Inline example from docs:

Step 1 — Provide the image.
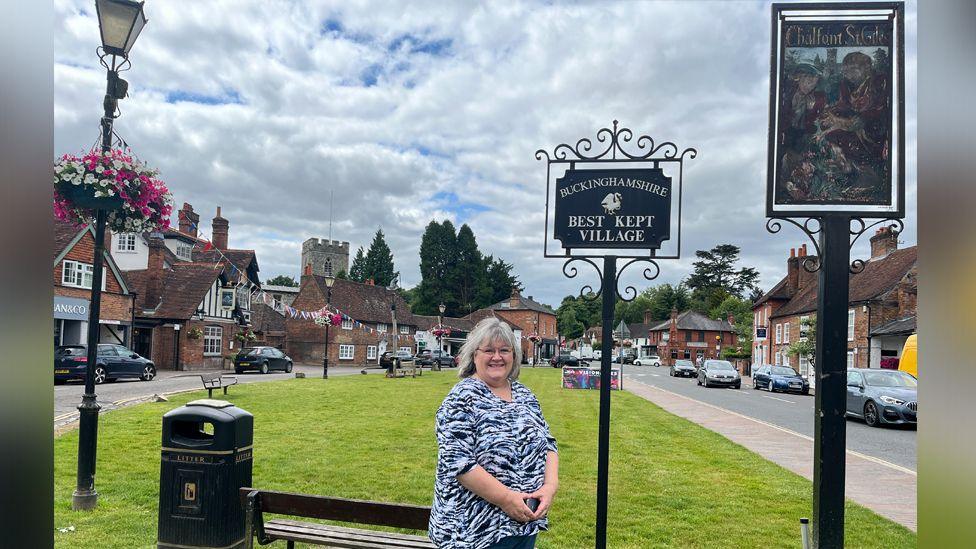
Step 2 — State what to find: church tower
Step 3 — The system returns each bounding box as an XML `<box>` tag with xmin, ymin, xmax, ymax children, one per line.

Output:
<box><xmin>301</xmin><ymin>238</ymin><xmax>350</xmax><ymax>277</ymax></box>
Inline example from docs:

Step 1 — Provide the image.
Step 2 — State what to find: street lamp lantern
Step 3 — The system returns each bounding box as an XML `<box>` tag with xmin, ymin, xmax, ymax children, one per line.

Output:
<box><xmin>437</xmin><ymin>302</ymin><xmax>446</xmax><ymax>355</ymax></box>
<box><xmin>322</xmin><ymin>275</ymin><xmax>335</xmax><ymax>379</ymax></box>
<box><xmin>96</xmin><ymin>0</ymin><xmax>147</xmax><ymax>57</ymax></box>
<box><xmin>438</xmin><ymin>303</ymin><xmax>445</xmax><ymax>315</ymax></box>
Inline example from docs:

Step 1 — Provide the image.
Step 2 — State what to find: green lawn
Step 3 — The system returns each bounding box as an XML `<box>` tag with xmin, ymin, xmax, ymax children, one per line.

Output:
<box><xmin>53</xmin><ymin>369</ymin><xmax>916</xmax><ymax>548</ymax></box>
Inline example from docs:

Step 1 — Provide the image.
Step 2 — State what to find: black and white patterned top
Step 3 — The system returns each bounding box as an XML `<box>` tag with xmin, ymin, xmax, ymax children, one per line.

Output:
<box><xmin>429</xmin><ymin>376</ymin><xmax>558</xmax><ymax>549</ymax></box>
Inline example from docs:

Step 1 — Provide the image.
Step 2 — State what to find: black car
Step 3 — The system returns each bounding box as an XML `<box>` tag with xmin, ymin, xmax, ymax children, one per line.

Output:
<box><xmin>670</xmin><ymin>359</ymin><xmax>696</xmax><ymax>378</ymax></box>
<box><xmin>611</xmin><ymin>353</ymin><xmax>636</xmax><ymax>364</ymax></box>
<box><xmin>55</xmin><ymin>344</ymin><xmax>156</xmax><ymax>384</ymax></box>
<box><xmin>234</xmin><ymin>346</ymin><xmax>293</xmax><ymax>374</ymax></box>
<box><xmin>550</xmin><ymin>353</ymin><xmax>579</xmax><ymax>368</ymax></box>
<box><xmin>416</xmin><ymin>349</ymin><xmax>454</xmax><ymax>368</ymax></box>
<box><xmin>753</xmin><ymin>365</ymin><xmax>810</xmax><ymax>394</ymax></box>
<box><xmin>380</xmin><ymin>351</ymin><xmax>415</xmax><ymax>370</ymax></box>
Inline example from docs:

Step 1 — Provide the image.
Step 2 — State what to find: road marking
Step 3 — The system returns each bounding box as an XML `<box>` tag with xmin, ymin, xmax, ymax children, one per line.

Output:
<box><xmin>53</xmin><ymin>412</ymin><xmax>76</xmax><ymax>421</ymax></box>
<box><xmin>650</xmin><ymin>373</ymin><xmax>660</xmax><ymax>377</ymax></box>
<box><xmin>629</xmin><ymin>379</ymin><xmax>916</xmax><ymax>476</ymax></box>
<box><xmin>763</xmin><ymin>395</ymin><xmax>796</xmax><ymax>404</ymax></box>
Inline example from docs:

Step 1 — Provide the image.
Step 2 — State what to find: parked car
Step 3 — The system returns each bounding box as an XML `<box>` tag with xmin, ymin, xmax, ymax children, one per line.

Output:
<box><xmin>697</xmin><ymin>359</ymin><xmax>741</xmax><ymax>389</ymax></box>
<box><xmin>550</xmin><ymin>352</ymin><xmax>580</xmax><ymax>368</ymax></box>
<box><xmin>380</xmin><ymin>351</ymin><xmax>415</xmax><ymax>370</ymax></box>
<box><xmin>55</xmin><ymin>344</ymin><xmax>156</xmax><ymax>384</ymax></box>
<box><xmin>845</xmin><ymin>368</ymin><xmax>917</xmax><ymax>427</ymax></box>
<box><xmin>669</xmin><ymin>359</ymin><xmax>696</xmax><ymax>377</ymax></box>
<box><xmin>234</xmin><ymin>346</ymin><xmax>293</xmax><ymax>374</ymax></box>
<box><xmin>611</xmin><ymin>353</ymin><xmax>636</xmax><ymax>364</ymax></box>
<box><xmin>752</xmin><ymin>365</ymin><xmax>809</xmax><ymax>394</ymax></box>
<box><xmin>416</xmin><ymin>349</ymin><xmax>454</xmax><ymax>368</ymax></box>
<box><xmin>634</xmin><ymin>355</ymin><xmax>661</xmax><ymax>367</ymax></box>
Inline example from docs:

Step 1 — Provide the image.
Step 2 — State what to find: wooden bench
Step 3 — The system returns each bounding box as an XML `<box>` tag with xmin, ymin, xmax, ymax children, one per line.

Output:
<box><xmin>239</xmin><ymin>488</ymin><xmax>435</xmax><ymax>548</ymax></box>
<box><xmin>201</xmin><ymin>372</ymin><xmax>238</xmax><ymax>398</ymax></box>
<box><xmin>386</xmin><ymin>362</ymin><xmax>419</xmax><ymax>378</ymax></box>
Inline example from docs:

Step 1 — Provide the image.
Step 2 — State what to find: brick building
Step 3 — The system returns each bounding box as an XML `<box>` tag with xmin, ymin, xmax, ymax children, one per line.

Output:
<box><xmin>487</xmin><ymin>289</ymin><xmax>558</xmax><ymax>363</ymax></box>
<box><xmin>120</xmin><ymin>207</ymin><xmax>261</xmax><ymax>370</ymax></box>
<box><xmin>752</xmin><ymin>227</ymin><xmax>917</xmax><ymax>382</ymax></box>
<box><xmin>54</xmin><ymin>220</ymin><xmax>135</xmax><ymax>347</ymax></box>
<box><xmin>648</xmin><ymin>309</ymin><xmax>737</xmax><ymax>366</ymax></box>
<box><xmin>285</xmin><ymin>269</ymin><xmax>420</xmax><ymax>367</ymax></box>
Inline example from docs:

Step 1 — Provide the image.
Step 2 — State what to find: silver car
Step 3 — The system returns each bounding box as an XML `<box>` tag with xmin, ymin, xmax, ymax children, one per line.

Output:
<box><xmin>697</xmin><ymin>359</ymin><xmax>741</xmax><ymax>389</ymax></box>
<box><xmin>846</xmin><ymin>368</ymin><xmax>917</xmax><ymax>427</ymax></box>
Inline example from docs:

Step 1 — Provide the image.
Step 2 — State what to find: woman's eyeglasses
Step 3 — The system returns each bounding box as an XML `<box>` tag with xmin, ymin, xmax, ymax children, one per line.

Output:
<box><xmin>477</xmin><ymin>348</ymin><xmax>513</xmax><ymax>357</ymax></box>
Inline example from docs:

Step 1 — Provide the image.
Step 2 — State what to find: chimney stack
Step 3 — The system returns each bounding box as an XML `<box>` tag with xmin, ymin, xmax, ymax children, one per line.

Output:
<box><xmin>510</xmin><ymin>287</ymin><xmax>521</xmax><ymax>308</ymax></box>
<box><xmin>211</xmin><ymin>207</ymin><xmax>229</xmax><ymax>251</ymax></box>
<box><xmin>786</xmin><ymin>247</ymin><xmax>799</xmax><ymax>294</ymax></box>
<box><xmin>869</xmin><ymin>226</ymin><xmax>898</xmax><ymax>260</ymax></box>
<box><xmin>644</xmin><ymin>309</ymin><xmax>652</xmax><ymax>324</ymax></box>
<box><xmin>145</xmin><ymin>233</ymin><xmax>166</xmax><ymax>309</ymax></box>
<box><xmin>796</xmin><ymin>243</ymin><xmax>817</xmax><ymax>291</ymax></box>
<box><xmin>178</xmin><ymin>202</ymin><xmax>199</xmax><ymax>238</ymax></box>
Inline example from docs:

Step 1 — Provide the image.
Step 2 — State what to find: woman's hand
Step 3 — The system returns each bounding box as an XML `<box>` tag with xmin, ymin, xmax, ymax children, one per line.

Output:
<box><xmin>527</xmin><ymin>483</ymin><xmax>557</xmax><ymax>520</ymax></box>
<box><xmin>498</xmin><ymin>490</ymin><xmax>537</xmax><ymax>523</ymax></box>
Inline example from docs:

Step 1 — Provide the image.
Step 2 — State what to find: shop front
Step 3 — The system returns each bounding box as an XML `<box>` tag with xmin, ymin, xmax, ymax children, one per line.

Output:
<box><xmin>54</xmin><ymin>295</ymin><xmax>132</xmax><ymax>347</ymax></box>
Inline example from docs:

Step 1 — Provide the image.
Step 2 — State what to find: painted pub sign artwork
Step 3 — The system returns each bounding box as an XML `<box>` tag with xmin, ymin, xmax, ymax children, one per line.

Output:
<box><xmin>554</xmin><ymin>168</ymin><xmax>671</xmax><ymax>250</ymax></box>
<box><xmin>768</xmin><ymin>3</ymin><xmax>904</xmax><ymax>216</ymax></box>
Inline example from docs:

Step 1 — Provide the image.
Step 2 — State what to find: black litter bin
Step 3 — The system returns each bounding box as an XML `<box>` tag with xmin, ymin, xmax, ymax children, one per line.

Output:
<box><xmin>157</xmin><ymin>399</ymin><xmax>253</xmax><ymax>549</ymax></box>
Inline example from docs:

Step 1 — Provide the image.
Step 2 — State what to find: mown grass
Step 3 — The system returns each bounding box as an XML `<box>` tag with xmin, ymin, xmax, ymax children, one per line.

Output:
<box><xmin>54</xmin><ymin>369</ymin><xmax>916</xmax><ymax>548</ymax></box>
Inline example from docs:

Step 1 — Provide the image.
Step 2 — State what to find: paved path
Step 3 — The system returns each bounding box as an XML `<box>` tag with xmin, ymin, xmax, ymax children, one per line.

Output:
<box><xmin>625</xmin><ymin>378</ymin><xmax>916</xmax><ymax>531</ymax></box>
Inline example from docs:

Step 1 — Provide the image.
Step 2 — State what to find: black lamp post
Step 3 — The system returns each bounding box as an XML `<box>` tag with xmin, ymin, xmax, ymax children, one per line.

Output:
<box><xmin>322</xmin><ymin>275</ymin><xmax>335</xmax><ymax>379</ymax></box>
<box><xmin>73</xmin><ymin>0</ymin><xmax>147</xmax><ymax>512</ymax></box>
<box><xmin>437</xmin><ymin>302</ymin><xmax>445</xmax><ymax>352</ymax></box>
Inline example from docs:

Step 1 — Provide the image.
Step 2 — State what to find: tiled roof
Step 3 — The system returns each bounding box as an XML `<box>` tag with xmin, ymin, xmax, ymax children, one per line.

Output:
<box><xmin>753</xmin><ymin>276</ymin><xmax>793</xmax><ymax>308</ymax></box>
<box><xmin>413</xmin><ymin>314</ymin><xmax>478</xmax><ymax>332</ymax></box>
<box><xmin>627</xmin><ymin>323</ymin><xmax>655</xmax><ymax>338</ymax></box>
<box><xmin>488</xmin><ymin>295</ymin><xmax>556</xmax><ymax>315</ymax></box>
<box><xmin>55</xmin><ymin>219</ymin><xmax>83</xmax><ymax>259</ymax></box>
<box><xmin>194</xmin><ymin>248</ymin><xmax>259</xmax><ymax>282</ymax></box>
<box><xmin>127</xmin><ymin>263</ymin><xmax>224</xmax><ymax>320</ymax></box>
<box><xmin>305</xmin><ymin>276</ymin><xmax>416</xmax><ymax>325</ymax></box>
<box><xmin>250</xmin><ymin>302</ymin><xmax>285</xmax><ymax>334</ymax></box>
<box><xmin>771</xmin><ymin>246</ymin><xmax>917</xmax><ymax>319</ymax></box>
<box><xmin>870</xmin><ymin>316</ymin><xmax>916</xmax><ymax>337</ymax></box>
<box><xmin>162</xmin><ymin>228</ymin><xmax>199</xmax><ymax>243</ymax></box>
<box><xmin>262</xmin><ymin>284</ymin><xmax>301</xmax><ymax>294</ymax></box>
<box><xmin>648</xmin><ymin>310</ymin><xmax>735</xmax><ymax>332</ymax></box>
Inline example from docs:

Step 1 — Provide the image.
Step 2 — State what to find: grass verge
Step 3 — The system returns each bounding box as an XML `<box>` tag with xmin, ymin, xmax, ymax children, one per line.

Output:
<box><xmin>54</xmin><ymin>369</ymin><xmax>916</xmax><ymax>548</ymax></box>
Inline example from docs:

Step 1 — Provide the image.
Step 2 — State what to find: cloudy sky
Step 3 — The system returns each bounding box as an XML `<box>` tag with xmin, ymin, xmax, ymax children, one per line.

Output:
<box><xmin>54</xmin><ymin>0</ymin><xmax>917</xmax><ymax>307</ymax></box>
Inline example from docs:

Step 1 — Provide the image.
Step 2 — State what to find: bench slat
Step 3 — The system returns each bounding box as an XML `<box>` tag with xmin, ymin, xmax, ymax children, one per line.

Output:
<box><xmin>239</xmin><ymin>488</ymin><xmax>431</xmax><ymax>531</ymax></box>
<box><xmin>265</xmin><ymin>520</ymin><xmax>434</xmax><ymax>548</ymax></box>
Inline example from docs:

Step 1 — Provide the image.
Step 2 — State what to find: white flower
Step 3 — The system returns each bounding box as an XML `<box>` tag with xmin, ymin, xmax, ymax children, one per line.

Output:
<box><xmin>106</xmin><ymin>188</ymin><xmax>115</xmax><ymax>196</ymax></box>
<box><xmin>84</xmin><ymin>174</ymin><xmax>96</xmax><ymax>185</ymax></box>
<box><xmin>95</xmin><ymin>165</ymin><xmax>104</xmax><ymax>174</ymax></box>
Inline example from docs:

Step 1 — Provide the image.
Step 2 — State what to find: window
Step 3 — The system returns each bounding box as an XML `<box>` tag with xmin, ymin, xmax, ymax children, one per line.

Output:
<box><xmin>338</xmin><ymin>344</ymin><xmax>354</xmax><ymax>360</ymax></box>
<box><xmin>61</xmin><ymin>260</ymin><xmax>105</xmax><ymax>290</ymax></box>
<box><xmin>847</xmin><ymin>310</ymin><xmax>855</xmax><ymax>341</ymax></box>
<box><xmin>783</xmin><ymin>322</ymin><xmax>790</xmax><ymax>344</ymax></box>
<box><xmin>682</xmin><ymin>349</ymin><xmax>691</xmax><ymax>359</ymax></box>
<box><xmin>670</xmin><ymin>350</ymin><xmax>678</xmax><ymax>359</ymax></box>
<box><xmin>341</xmin><ymin>318</ymin><xmax>353</xmax><ymax>330</ymax></box>
<box><xmin>204</xmin><ymin>326</ymin><xmax>222</xmax><ymax>356</ymax></box>
<box><xmin>400</xmin><ymin>325</ymin><xmax>409</xmax><ymax>334</ymax></box>
<box><xmin>176</xmin><ymin>243</ymin><xmax>193</xmax><ymax>260</ymax></box>
<box><xmin>698</xmin><ymin>331</ymin><xmax>705</xmax><ymax>342</ymax></box>
<box><xmin>775</xmin><ymin>351</ymin><xmax>782</xmax><ymax>365</ymax></box>
<box><xmin>115</xmin><ymin>233</ymin><xmax>137</xmax><ymax>252</ymax></box>
<box><xmin>799</xmin><ymin>315</ymin><xmax>810</xmax><ymax>341</ymax></box>
<box><xmin>367</xmin><ymin>345</ymin><xmax>377</xmax><ymax>360</ymax></box>
<box><xmin>399</xmin><ymin>346</ymin><xmax>412</xmax><ymax>354</ymax></box>
<box><xmin>775</xmin><ymin>324</ymin><xmax>782</xmax><ymax>344</ymax></box>
<box><xmin>684</xmin><ymin>330</ymin><xmax>692</xmax><ymax>341</ymax></box>
<box><xmin>376</xmin><ymin>323</ymin><xmax>387</xmax><ymax>333</ymax></box>
<box><xmin>324</xmin><ymin>258</ymin><xmax>333</xmax><ymax>277</ymax></box>
<box><xmin>846</xmin><ymin>351</ymin><xmax>854</xmax><ymax>368</ymax></box>
<box><xmin>783</xmin><ymin>354</ymin><xmax>790</xmax><ymax>368</ymax></box>
<box><xmin>799</xmin><ymin>355</ymin><xmax>810</xmax><ymax>377</ymax></box>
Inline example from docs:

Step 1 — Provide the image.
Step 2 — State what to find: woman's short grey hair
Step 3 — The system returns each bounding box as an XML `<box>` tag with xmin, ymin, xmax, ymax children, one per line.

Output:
<box><xmin>457</xmin><ymin>317</ymin><xmax>522</xmax><ymax>380</ymax></box>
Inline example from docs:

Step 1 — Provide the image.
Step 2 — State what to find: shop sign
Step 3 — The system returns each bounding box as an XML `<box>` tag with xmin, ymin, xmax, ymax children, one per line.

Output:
<box><xmin>54</xmin><ymin>296</ymin><xmax>89</xmax><ymax>321</ymax></box>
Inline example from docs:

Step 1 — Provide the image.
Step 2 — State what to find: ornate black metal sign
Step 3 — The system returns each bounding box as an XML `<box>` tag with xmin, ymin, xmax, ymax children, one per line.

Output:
<box><xmin>554</xmin><ymin>168</ymin><xmax>671</xmax><ymax>249</ymax></box>
<box><xmin>767</xmin><ymin>2</ymin><xmax>905</xmax><ymax>218</ymax></box>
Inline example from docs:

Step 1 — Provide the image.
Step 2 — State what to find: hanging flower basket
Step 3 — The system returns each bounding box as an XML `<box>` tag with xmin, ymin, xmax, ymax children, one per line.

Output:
<box><xmin>186</xmin><ymin>327</ymin><xmax>203</xmax><ymax>340</ymax></box>
<box><xmin>528</xmin><ymin>334</ymin><xmax>542</xmax><ymax>344</ymax></box>
<box><xmin>53</xmin><ymin>149</ymin><xmax>174</xmax><ymax>233</ymax></box>
<box><xmin>622</xmin><ymin>339</ymin><xmax>633</xmax><ymax>348</ymax></box>
<box><xmin>431</xmin><ymin>328</ymin><xmax>450</xmax><ymax>338</ymax></box>
<box><xmin>234</xmin><ymin>330</ymin><xmax>257</xmax><ymax>343</ymax></box>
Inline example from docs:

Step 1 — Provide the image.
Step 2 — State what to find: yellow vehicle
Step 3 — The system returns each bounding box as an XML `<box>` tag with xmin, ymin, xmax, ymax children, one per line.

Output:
<box><xmin>899</xmin><ymin>334</ymin><xmax>917</xmax><ymax>378</ymax></box>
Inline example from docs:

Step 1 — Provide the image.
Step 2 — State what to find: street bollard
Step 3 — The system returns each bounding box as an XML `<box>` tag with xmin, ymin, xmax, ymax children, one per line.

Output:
<box><xmin>800</xmin><ymin>518</ymin><xmax>811</xmax><ymax>549</ymax></box>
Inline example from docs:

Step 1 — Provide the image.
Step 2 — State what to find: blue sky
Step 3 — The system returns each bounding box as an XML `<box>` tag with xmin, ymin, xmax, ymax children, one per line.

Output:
<box><xmin>53</xmin><ymin>1</ymin><xmax>917</xmax><ymax>307</ymax></box>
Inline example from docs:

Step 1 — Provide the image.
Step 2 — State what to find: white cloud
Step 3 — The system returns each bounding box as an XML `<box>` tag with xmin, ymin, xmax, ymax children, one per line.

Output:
<box><xmin>54</xmin><ymin>0</ymin><xmax>917</xmax><ymax>308</ymax></box>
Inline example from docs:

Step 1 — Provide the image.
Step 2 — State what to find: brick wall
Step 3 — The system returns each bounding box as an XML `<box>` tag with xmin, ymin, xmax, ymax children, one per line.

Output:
<box><xmin>55</xmin><ymin>230</ymin><xmax>132</xmax><ymax>321</ymax></box>
<box><xmin>491</xmin><ymin>309</ymin><xmax>557</xmax><ymax>362</ymax></box>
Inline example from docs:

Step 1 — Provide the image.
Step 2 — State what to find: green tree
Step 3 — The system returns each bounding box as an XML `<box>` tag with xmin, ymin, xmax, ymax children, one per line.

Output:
<box><xmin>685</xmin><ymin>244</ymin><xmax>760</xmax><ymax>301</ymax></box>
<box><xmin>349</xmin><ymin>247</ymin><xmax>367</xmax><ymax>282</ymax></box>
<box><xmin>334</xmin><ymin>268</ymin><xmax>348</xmax><ymax>280</ymax></box>
<box><xmin>451</xmin><ymin>224</ymin><xmax>487</xmax><ymax>315</ymax></box>
<box><xmin>710</xmin><ymin>295</ymin><xmax>753</xmax><ymax>325</ymax></box>
<box><xmin>414</xmin><ymin>220</ymin><xmax>458</xmax><ymax>316</ymax></box>
<box><xmin>647</xmin><ymin>283</ymin><xmax>691</xmax><ymax>320</ymax></box>
<box><xmin>482</xmin><ymin>255</ymin><xmax>522</xmax><ymax>307</ymax></box>
<box><xmin>786</xmin><ymin>316</ymin><xmax>817</xmax><ymax>368</ymax></box>
<box><xmin>362</xmin><ymin>229</ymin><xmax>398</xmax><ymax>287</ymax></box>
<box><xmin>265</xmin><ymin>274</ymin><xmax>299</xmax><ymax>287</ymax></box>
<box><xmin>556</xmin><ymin>307</ymin><xmax>585</xmax><ymax>340</ymax></box>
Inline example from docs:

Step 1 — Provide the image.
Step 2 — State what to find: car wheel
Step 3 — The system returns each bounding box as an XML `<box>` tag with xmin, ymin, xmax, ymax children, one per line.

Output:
<box><xmin>767</xmin><ymin>380</ymin><xmax>774</xmax><ymax>392</ymax></box>
<box><xmin>235</xmin><ymin>368</ymin><xmax>244</xmax><ymax>375</ymax></box>
<box><xmin>93</xmin><ymin>366</ymin><xmax>107</xmax><ymax>385</ymax></box>
<box><xmin>734</xmin><ymin>382</ymin><xmax>741</xmax><ymax>389</ymax></box>
<box><xmin>54</xmin><ymin>379</ymin><xmax>65</xmax><ymax>386</ymax></box>
<box><xmin>864</xmin><ymin>401</ymin><xmax>880</xmax><ymax>427</ymax></box>
<box><xmin>260</xmin><ymin>362</ymin><xmax>269</xmax><ymax>374</ymax></box>
<box><xmin>285</xmin><ymin>362</ymin><xmax>293</xmax><ymax>373</ymax></box>
<box><xmin>141</xmin><ymin>364</ymin><xmax>156</xmax><ymax>381</ymax></box>
<box><xmin>703</xmin><ymin>377</ymin><xmax>709</xmax><ymax>388</ymax></box>
<box><xmin>802</xmin><ymin>389</ymin><xmax>809</xmax><ymax>395</ymax></box>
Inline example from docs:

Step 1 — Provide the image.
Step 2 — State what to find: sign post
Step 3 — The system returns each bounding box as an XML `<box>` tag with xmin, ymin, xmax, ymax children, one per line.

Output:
<box><xmin>766</xmin><ymin>4</ymin><xmax>905</xmax><ymax>547</ymax></box>
<box><xmin>538</xmin><ymin>121</ymin><xmax>696</xmax><ymax>548</ymax></box>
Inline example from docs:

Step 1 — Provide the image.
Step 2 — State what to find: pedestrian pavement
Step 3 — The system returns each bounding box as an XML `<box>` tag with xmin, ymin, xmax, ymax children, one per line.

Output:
<box><xmin>625</xmin><ymin>377</ymin><xmax>916</xmax><ymax>531</ymax></box>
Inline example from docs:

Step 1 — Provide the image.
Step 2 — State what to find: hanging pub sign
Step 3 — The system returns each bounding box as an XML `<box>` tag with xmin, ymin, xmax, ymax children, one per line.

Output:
<box><xmin>220</xmin><ymin>288</ymin><xmax>235</xmax><ymax>311</ymax></box>
<box><xmin>554</xmin><ymin>168</ymin><xmax>671</xmax><ymax>249</ymax></box>
<box><xmin>767</xmin><ymin>2</ymin><xmax>905</xmax><ymax>218</ymax></box>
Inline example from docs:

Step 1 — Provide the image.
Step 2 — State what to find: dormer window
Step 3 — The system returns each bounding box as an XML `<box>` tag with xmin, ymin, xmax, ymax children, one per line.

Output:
<box><xmin>176</xmin><ymin>242</ymin><xmax>193</xmax><ymax>260</ymax></box>
<box><xmin>115</xmin><ymin>233</ymin><xmax>137</xmax><ymax>253</ymax></box>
